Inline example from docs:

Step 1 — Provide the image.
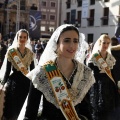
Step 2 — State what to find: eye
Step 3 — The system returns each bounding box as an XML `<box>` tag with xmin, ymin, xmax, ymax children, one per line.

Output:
<box><xmin>63</xmin><ymin>38</ymin><xmax>70</xmax><ymax>43</ymax></box>
<box><xmin>19</xmin><ymin>36</ymin><xmax>22</xmax><ymax>39</ymax></box>
<box><xmin>73</xmin><ymin>39</ymin><xmax>79</xmax><ymax>43</ymax></box>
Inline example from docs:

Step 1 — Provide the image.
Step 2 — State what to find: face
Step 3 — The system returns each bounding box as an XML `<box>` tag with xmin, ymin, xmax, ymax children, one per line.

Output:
<box><xmin>99</xmin><ymin>38</ymin><xmax>111</xmax><ymax>52</ymax></box>
<box><xmin>57</xmin><ymin>30</ymin><xmax>79</xmax><ymax>59</ymax></box>
<box><xmin>18</xmin><ymin>32</ymin><xmax>28</xmax><ymax>46</ymax></box>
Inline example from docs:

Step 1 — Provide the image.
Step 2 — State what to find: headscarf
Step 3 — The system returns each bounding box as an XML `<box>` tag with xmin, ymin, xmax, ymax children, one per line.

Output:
<box><xmin>27</xmin><ymin>24</ymin><xmax>88</xmax><ymax>80</ymax></box>
<box><xmin>92</xmin><ymin>34</ymin><xmax>111</xmax><ymax>55</ymax></box>
<box><xmin>39</xmin><ymin>24</ymin><xmax>88</xmax><ymax>65</ymax></box>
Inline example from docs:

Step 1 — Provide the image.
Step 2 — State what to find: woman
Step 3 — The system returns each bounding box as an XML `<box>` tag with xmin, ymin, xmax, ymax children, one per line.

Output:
<box><xmin>0</xmin><ymin>29</ymin><xmax>35</xmax><ymax>120</ymax></box>
<box><xmin>18</xmin><ymin>24</ymin><xmax>95</xmax><ymax>120</ymax></box>
<box><xmin>87</xmin><ymin>34</ymin><xmax>120</xmax><ymax>120</ymax></box>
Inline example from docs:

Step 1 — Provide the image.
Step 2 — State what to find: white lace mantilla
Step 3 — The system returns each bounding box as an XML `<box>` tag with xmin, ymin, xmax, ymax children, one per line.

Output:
<box><xmin>89</xmin><ymin>52</ymin><xmax>116</xmax><ymax>72</ymax></box>
<box><xmin>32</xmin><ymin>60</ymin><xmax>95</xmax><ymax>108</ymax></box>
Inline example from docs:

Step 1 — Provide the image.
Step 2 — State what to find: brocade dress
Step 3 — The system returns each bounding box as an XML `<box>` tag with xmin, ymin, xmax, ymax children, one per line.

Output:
<box><xmin>87</xmin><ymin>52</ymin><xmax>120</xmax><ymax>120</ymax></box>
<box><xmin>23</xmin><ymin>59</ymin><xmax>95</xmax><ymax>120</ymax></box>
<box><xmin>1</xmin><ymin>47</ymin><xmax>35</xmax><ymax>120</ymax></box>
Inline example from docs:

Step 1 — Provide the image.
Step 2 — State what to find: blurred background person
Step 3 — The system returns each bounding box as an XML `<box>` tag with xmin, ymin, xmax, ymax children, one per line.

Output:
<box><xmin>35</xmin><ymin>40</ymin><xmax>44</xmax><ymax>62</ymax></box>
<box><xmin>0</xmin><ymin>33</ymin><xmax>7</xmax><ymax>69</ymax></box>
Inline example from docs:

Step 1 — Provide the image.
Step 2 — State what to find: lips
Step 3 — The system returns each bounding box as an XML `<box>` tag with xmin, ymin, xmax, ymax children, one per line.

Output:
<box><xmin>67</xmin><ymin>50</ymin><xmax>75</xmax><ymax>53</ymax></box>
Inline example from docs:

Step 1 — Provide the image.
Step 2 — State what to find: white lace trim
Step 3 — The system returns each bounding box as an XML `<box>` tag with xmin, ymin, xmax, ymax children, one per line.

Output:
<box><xmin>32</xmin><ymin>60</ymin><xmax>95</xmax><ymax>108</ymax></box>
<box><xmin>7</xmin><ymin>47</ymin><xmax>34</xmax><ymax>71</ymax></box>
<box><xmin>89</xmin><ymin>52</ymin><xmax>116</xmax><ymax>72</ymax></box>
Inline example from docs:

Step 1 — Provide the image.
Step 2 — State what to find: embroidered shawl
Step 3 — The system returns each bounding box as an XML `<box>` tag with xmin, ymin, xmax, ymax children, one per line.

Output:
<box><xmin>32</xmin><ymin>60</ymin><xmax>95</xmax><ymax>108</ymax></box>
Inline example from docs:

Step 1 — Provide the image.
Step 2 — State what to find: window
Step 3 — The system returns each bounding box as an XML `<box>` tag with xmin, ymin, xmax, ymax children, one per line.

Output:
<box><xmin>66</xmin><ymin>0</ymin><xmax>71</xmax><ymax>9</ymax></box>
<box><xmin>77</xmin><ymin>11</ymin><xmax>81</xmax><ymax>22</ymax></box>
<box><xmin>90</xmin><ymin>0</ymin><xmax>95</xmax><ymax>5</ymax></box>
<box><xmin>76</xmin><ymin>11</ymin><xmax>81</xmax><ymax>26</ymax></box>
<box><xmin>41</xmin><ymin>26</ymin><xmax>46</xmax><ymax>31</ymax></box>
<box><xmin>50</xmin><ymin>15</ymin><xmax>55</xmax><ymax>20</ymax></box>
<box><xmin>104</xmin><ymin>7</ymin><xmax>109</xmax><ymax>16</ymax></box>
<box><xmin>49</xmin><ymin>27</ymin><xmax>54</xmax><ymax>32</ymax></box>
<box><xmin>20</xmin><ymin>0</ymin><xmax>25</xmax><ymax>10</ymax></box>
<box><xmin>51</xmin><ymin>2</ymin><xmax>55</xmax><ymax>7</ymax></box>
<box><xmin>87</xmin><ymin>9</ymin><xmax>94</xmax><ymax>26</ymax></box>
<box><xmin>64</xmin><ymin>12</ymin><xmax>70</xmax><ymax>24</ymax></box>
<box><xmin>77</xmin><ymin>0</ymin><xmax>82</xmax><ymax>7</ymax></box>
<box><xmin>42</xmin><ymin>1</ymin><xmax>46</xmax><ymax>7</ymax></box>
<box><xmin>42</xmin><ymin>14</ymin><xmax>46</xmax><ymax>20</ymax></box>
<box><xmin>101</xmin><ymin>7</ymin><xmax>109</xmax><ymax>25</ymax></box>
<box><xmin>87</xmin><ymin>34</ymin><xmax>94</xmax><ymax>43</ymax></box>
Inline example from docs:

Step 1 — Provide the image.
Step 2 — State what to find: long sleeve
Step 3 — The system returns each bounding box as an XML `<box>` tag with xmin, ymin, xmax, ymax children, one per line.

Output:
<box><xmin>88</xmin><ymin>62</ymin><xmax>99</xmax><ymax>120</ymax></box>
<box><xmin>24</xmin><ymin>82</ymin><xmax>42</xmax><ymax>120</ymax></box>
<box><xmin>30</xmin><ymin>61</ymin><xmax>34</xmax><ymax>71</ymax></box>
<box><xmin>2</xmin><ymin>60</ymin><xmax>11</xmax><ymax>85</ymax></box>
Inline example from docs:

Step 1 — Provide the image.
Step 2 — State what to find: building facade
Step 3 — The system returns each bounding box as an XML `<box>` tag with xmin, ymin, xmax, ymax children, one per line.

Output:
<box><xmin>61</xmin><ymin>0</ymin><xmax>120</xmax><ymax>43</ymax></box>
<box><xmin>0</xmin><ymin>0</ymin><xmax>60</xmax><ymax>40</ymax></box>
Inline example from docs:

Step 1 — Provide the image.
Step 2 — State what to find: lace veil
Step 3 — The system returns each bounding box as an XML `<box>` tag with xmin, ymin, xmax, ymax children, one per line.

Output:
<box><xmin>0</xmin><ymin>29</ymin><xmax>33</xmax><ymax>82</ymax></box>
<box><xmin>27</xmin><ymin>24</ymin><xmax>89</xmax><ymax>80</ymax></box>
<box><xmin>39</xmin><ymin>24</ymin><xmax>88</xmax><ymax>65</ymax></box>
<box><xmin>87</xmin><ymin>34</ymin><xmax>111</xmax><ymax>63</ymax></box>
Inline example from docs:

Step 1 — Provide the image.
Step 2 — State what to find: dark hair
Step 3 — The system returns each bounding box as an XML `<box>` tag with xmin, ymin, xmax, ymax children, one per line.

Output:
<box><xmin>111</xmin><ymin>36</ymin><xmax>119</xmax><ymax>46</ymax></box>
<box><xmin>61</xmin><ymin>26</ymin><xmax>79</xmax><ymax>35</ymax></box>
<box><xmin>57</xmin><ymin>26</ymin><xmax>79</xmax><ymax>44</ymax></box>
<box><xmin>17</xmin><ymin>29</ymin><xmax>29</xmax><ymax>39</ymax></box>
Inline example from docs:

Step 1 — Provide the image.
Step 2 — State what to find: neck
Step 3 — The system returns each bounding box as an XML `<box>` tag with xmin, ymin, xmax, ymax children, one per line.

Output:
<box><xmin>18</xmin><ymin>45</ymin><xmax>25</xmax><ymax>50</ymax></box>
<box><xmin>57</xmin><ymin>57</ymin><xmax>73</xmax><ymax>67</ymax></box>
<box><xmin>18</xmin><ymin>45</ymin><xmax>26</xmax><ymax>53</ymax></box>
<box><xmin>56</xmin><ymin>57</ymin><xmax>75</xmax><ymax>79</ymax></box>
<box><xmin>99</xmin><ymin>50</ymin><xmax>107</xmax><ymax>59</ymax></box>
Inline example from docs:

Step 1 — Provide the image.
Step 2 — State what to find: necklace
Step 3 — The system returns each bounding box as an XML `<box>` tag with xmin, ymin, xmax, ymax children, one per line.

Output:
<box><xmin>17</xmin><ymin>48</ymin><xmax>27</xmax><ymax>58</ymax></box>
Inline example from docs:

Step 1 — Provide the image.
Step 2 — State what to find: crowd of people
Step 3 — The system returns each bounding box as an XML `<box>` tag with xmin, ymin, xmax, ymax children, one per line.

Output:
<box><xmin>0</xmin><ymin>24</ymin><xmax>120</xmax><ymax>120</ymax></box>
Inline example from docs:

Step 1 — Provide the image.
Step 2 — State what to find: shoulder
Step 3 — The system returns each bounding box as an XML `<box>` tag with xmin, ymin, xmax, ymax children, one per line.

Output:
<box><xmin>26</xmin><ymin>47</ymin><xmax>34</xmax><ymax>54</ymax></box>
<box><xmin>6</xmin><ymin>47</ymin><xmax>16</xmax><ymax>55</ymax></box>
<box><xmin>76</xmin><ymin>60</ymin><xmax>92</xmax><ymax>72</ymax></box>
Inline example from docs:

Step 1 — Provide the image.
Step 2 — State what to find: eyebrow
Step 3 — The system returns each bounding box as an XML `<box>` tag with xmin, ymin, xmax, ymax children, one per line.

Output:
<box><xmin>64</xmin><ymin>38</ymin><xmax>78</xmax><ymax>40</ymax></box>
<box><xmin>64</xmin><ymin>38</ymin><xmax>71</xmax><ymax>39</ymax></box>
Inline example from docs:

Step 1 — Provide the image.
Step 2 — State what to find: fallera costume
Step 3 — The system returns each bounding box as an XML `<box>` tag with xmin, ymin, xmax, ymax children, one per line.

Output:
<box><xmin>18</xmin><ymin>24</ymin><xmax>95</xmax><ymax>120</ymax></box>
<box><xmin>1</xmin><ymin>47</ymin><xmax>34</xmax><ymax>120</ymax></box>
<box><xmin>87</xmin><ymin>51</ymin><xmax>120</xmax><ymax>120</ymax></box>
<box><xmin>23</xmin><ymin>59</ymin><xmax>95</xmax><ymax>120</ymax></box>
